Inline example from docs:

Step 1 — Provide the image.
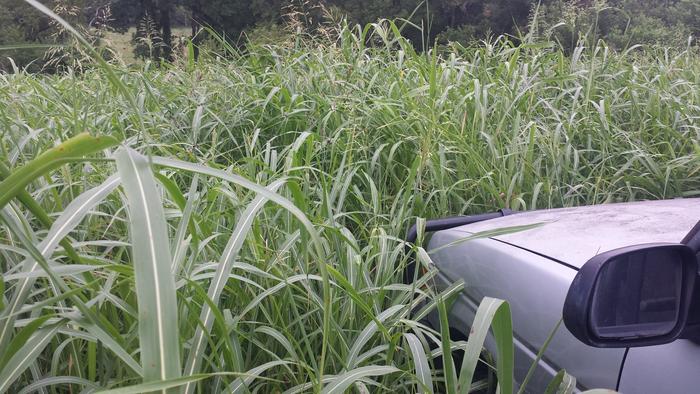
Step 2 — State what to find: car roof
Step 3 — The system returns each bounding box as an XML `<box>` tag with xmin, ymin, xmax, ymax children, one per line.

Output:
<box><xmin>448</xmin><ymin>198</ymin><xmax>700</xmax><ymax>269</ymax></box>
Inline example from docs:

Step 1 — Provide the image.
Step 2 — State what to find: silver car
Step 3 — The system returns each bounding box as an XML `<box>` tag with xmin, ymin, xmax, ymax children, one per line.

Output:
<box><xmin>421</xmin><ymin>198</ymin><xmax>700</xmax><ymax>393</ymax></box>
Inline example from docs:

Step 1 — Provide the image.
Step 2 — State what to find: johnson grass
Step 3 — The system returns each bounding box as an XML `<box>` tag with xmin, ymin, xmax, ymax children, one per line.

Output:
<box><xmin>1</xmin><ymin>20</ymin><xmax>699</xmax><ymax>393</ymax></box>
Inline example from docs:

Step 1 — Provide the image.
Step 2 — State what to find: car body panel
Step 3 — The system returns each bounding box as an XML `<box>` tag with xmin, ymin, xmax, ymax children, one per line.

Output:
<box><xmin>618</xmin><ymin>340</ymin><xmax>700</xmax><ymax>394</ymax></box>
<box><xmin>428</xmin><ymin>234</ymin><xmax>624</xmax><ymax>392</ymax></box>
<box><xmin>459</xmin><ymin>198</ymin><xmax>700</xmax><ymax>268</ymax></box>
<box><xmin>426</xmin><ymin>198</ymin><xmax>700</xmax><ymax>392</ymax></box>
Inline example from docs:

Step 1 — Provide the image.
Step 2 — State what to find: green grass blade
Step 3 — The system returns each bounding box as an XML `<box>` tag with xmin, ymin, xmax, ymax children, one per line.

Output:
<box><xmin>518</xmin><ymin>318</ymin><xmax>563</xmax><ymax>394</ymax></box>
<box><xmin>320</xmin><ymin>365</ymin><xmax>400</xmax><ymax>394</ymax></box>
<box><xmin>150</xmin><ymin>157</ymin><xmax>323</xmax><ymax>255</ymax></box>
<box><xmin>427</xmin><ymin>223</ymin><xmax>546</xmax><ymax>255</ymax></box>
<box><xmin>225</xmin><ymin>360</ymin><xmax>292</xmax><ymax>394</ymax></box>
<box><xmin>0</xmin><ymin>133</ymin><xmax>119</xmax><ymax>211</ymax></box>
<box><xmin>166</xmin><ymin>174</ymin><xmax>200</xmax><ymax>274</ymax></box>
<box><xmin>0</xmin><ymin>44</ymin><xmax>68</xmax><ymax>51</ymax></box>
<box><xmin>557</xmin><ymin>372</ymin><xmax>577</xmax><ymax>394</ymax></box>
<box><xmin>457</xmin><ymin>297</ymin><xmax>514</xmax><ymax>394</ymax></box>
<box><xmin>16</xmin><ymin>376</ymin><xmax>100</xmax><ymax>394</ymax></box>
<box><xmin>115</xmin><ymin>148</ymin><xmax>181</xmax><ymax>386</ymax></box>
<box><xmin>150</xmin><ymin>156</ymin><xmax>333</xmax><ymax>378</ymax></box>
<box><xmin>437</xmin><ymin>297</ymin><xmax>458</xmax><ymax>394</ymax></box>
<box><xmin>0</xmin><ymin>314</ymin><xmax>54</xmax><ymax>370</ymax></box>
<box><xmin>543</xmin><ymin>370</ymin><xmax>565</xmax><ymax>394</ymax></box>
<box><xmin>183</xmin><ymin>179</ymin><xmax>286</xmax><ymax>393</ymax></box>
<box><xmin>97</xmin><ymin>374</ymin><xmax>223</xmax><ymax>394</ymax></box>
<box><xmin>346</xmin><ymin>304</ymin><xmax>404</xmax><ymax>369</ymax></box>
<box><xmin>0</xmin><ymin>175</ymin><xmax>120</xmax><ymax>355</ymax></box>
<box><xmin>404</xmin><ymin>333</ymin><xmax>434</xmax><ymax>394</ymax></box>
<box><xmin>71</xmin><ymin>319</ymin><xmax>143</xmax><ymax>376</ymax></box>
<box><xmin>0</xmin><ymin>161</ymin><xmax>89</xmax><ymax>275</ymax></box>
<box><xmin>0</xmin><ymin>323</ymin><xmax>62</xmax><ymax>392</ymax></box>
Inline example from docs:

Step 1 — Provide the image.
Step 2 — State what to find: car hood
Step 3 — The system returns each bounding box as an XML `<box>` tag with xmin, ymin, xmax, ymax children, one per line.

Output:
<box><xmin>452</xmin><ymin>198</ymin><xmax>700</xmax><ymax>269</ymax></box>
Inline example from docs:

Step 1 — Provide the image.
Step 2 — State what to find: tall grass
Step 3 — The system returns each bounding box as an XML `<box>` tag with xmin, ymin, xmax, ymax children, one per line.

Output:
<box><xmin>1</xmin><ymin>18</ymin><xmax>699</xmax><ymax>393</ymax></box>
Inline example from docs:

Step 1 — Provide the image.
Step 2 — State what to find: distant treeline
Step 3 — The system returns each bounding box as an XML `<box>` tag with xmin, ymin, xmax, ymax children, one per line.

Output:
<box><xmin>2</xmin><ymin>0</ymin><xmax>700</xmax><ymax>71</ymax></box>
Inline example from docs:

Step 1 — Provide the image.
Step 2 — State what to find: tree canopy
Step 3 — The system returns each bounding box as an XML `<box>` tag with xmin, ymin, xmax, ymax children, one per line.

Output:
<box><xmin>3</xmin><ymin>0</ymin><xmax>700</xmax><ymax>72</ymax></box>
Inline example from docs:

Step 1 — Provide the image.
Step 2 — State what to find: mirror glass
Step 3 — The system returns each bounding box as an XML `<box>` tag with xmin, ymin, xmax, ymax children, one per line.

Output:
<box><xmin>590</xmin><ymin>248</ymin><xmax>684</xmax><ymax>339</ymax></box>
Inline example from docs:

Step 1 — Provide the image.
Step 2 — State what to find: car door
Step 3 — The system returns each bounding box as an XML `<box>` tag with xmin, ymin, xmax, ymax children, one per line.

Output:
<box><xmin>428</xmin><ymin>230</ymin><xmax>625</xmax><ymax>392</ymax></box>
<box><xmin>617</xmin><ymin>338</ymin><xmax>700</xmax><ymax>393</ymax></box>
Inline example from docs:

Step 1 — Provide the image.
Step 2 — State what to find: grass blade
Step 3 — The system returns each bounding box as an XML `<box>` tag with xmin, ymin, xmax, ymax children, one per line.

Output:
<box><xmin>404</xmin><ymin>333</ymin><xmax>434</xmax><ymax>394</ymax></box>
<box><xmin>97</xmin><ymin>374</ymin><xmax>224</xmax><ymax>394</ymax></box>
<box><xmin>518</xmin><ymin>318</ymin><xmax>563</xmax><ymax>394</ymax></box>
<box><xmin>346</xmin><ymin>305</ymin><xmax>404</xmax><ymax>369</ymax></box>
<box><xmin>16</xmin><ymin>376</ymin><xmax>100</xmax><ymax>394</ymax></box>
<box><xmin>0</xmin><ymin>133</ymin><xmax>119</xmax><ymax>210</ymax></box>
<box><xmin>0</xmin><ymin>323</ymin><xmax>62</xmax><ymax>392</ymax></box>
<box><xmin>183</xmin><ymin>179</ymin><xmax>285</xmax><ymax>393</ymax></box>
<box><xmin>225</xmin><ymin>360</ymin><xmax>292</xmax><ymax>394</ymax></box>
<box><xmin>115</xmin><ymin>148</ymin><xmax>181</xmax><ymax>386</ymax></box>
<box><xmin>320</xmin><ymin>365</ymin><xmax>400</xmax><ymax>394</ymax></box>
<box><xmin>544</xmin><ymin>370</ymin><xmax>565</xmax><ymax>394</ymax></box>
<box><xmin>150</xmin><ymin>156</ymin><xmax>333</xmax><ymax>378</ymax></box>
<box><xmin>0</xmin><ymin>175</ymin><xmax>120</xmax><ymax>355</ymax></box>
<box><xmin>427</xmin><ymin>223</ymin><xmax>546</xmax><ymax>255</ymax></box>
<box><xmin>437</xmin><ymin>297</ymin><xmax>458</xmax><ymax>394</ymax></box>
<box><xmin>457</xmin><ymin>297</ymin><xmax>514</xmax><ymax>394</ymax></box>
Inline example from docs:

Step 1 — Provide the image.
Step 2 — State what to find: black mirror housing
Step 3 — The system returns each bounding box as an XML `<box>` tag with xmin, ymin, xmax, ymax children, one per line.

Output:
<box><xmin>564</xmin><ymin>243</ymin><xmax>697</xmax><ymax>348</ymax></box>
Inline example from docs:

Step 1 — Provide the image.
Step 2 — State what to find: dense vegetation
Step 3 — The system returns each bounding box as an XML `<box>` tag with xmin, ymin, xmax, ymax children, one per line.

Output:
<box><xmin>1</xmin><ymin>12</ymin><xmax>699</xmax><ymax>391</ymax></box>
<box><xmin>4</xmin><ymin>0</ymin><xmax>700</xmax><ymax>72</ymax></box>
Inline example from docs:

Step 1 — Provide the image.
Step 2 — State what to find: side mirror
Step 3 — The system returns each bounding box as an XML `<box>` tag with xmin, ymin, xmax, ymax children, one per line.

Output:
<box><xmin>563</xmin><ymin>243</ymin><xmax>697</xmax><ymax>348</ymax></box>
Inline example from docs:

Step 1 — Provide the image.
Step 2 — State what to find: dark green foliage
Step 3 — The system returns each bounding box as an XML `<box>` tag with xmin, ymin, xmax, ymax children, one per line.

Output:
<box><xmin>0</xmin><ymin>0</ymin><xmax>53</xmax><ymax>72</ymax></box>
<box><xmin>4</xmin><ymin>0</ymin><xmax>700</xmax><ymax>72</ymax></box>
<box><xmin>532</xmin><ymin>0</ymin><xmax>699</xmax><ymax>52</ymax></box>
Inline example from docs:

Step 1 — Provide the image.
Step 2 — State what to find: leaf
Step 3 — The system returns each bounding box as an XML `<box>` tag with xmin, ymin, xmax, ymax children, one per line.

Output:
<box><xmin>72</xmin><ymin>318</ymin><xmax>143</xmax><ymax>376</ymax></box>
<box><xmin>412</xmin><ymin>279</ymin><xmax>464</xmax><ymax>322</ymax></box>
<box><xmin>0</xmin><ymin>132</ymin><xmax>119</xmax><ymax>210</ymax></box>
<box><xmin>326</xmin><ymin>264</ymin><xmax>396</xmax><ymax>351</ymax></box>
<box><xmin>0</xmin><ymin>175</ymin><xmax>121</xmax><ymax>355</ymax></box>
<box><xmin>346</xmin><ymin>305</ymin><xmax>404</xmax><ymax>369</ymax></box>
<box><xmin>169</xmin><ymin>174</ymin><xmax>200</xmax><ymax>274</ymax></box>
<box><xmin>557</xmin><ymin>372</ymin><xmax>577</xmax><ymax>394</ymax></box>
<box><xmin>437</xmin><ymin>297</ymin><xmax>458</xmax><ymax>394</ymax></box>
<box><xmin>150</xmin><ymin>156</ymin><xmax>333</xmax><ymax>375</ymax></box>
<box><xmin>255</xmin><ymin>326</ymin><xmax>299</xmax><ymax>361</ymax></box>
<box><xmin>404</xmin><ymin>333</ymin><xmax>433</xmax><ymax>394</ymax></box>
<box><xmin>0</xmin><ymin>323</ymin><xmax>62</xmax><ymax>392</ymax></box>
<box><xmin>150</xmin><ymin>157</ymin><xmax>322</xmax><ymax>255</ymax></box>
<box><xmin>236</xmin><ymin>274</ymin><xmax>326</xmax><ymax>321</ymax></box>
<box><xmin>518</xmin><ymin>319</ymin><xmax>563</xmax><ymax>394</ymax></box>
<box><xmin>225</xmin><ymin>360</ymin><xmax>292</xmax><ymax>394</ymax></box>
<box><xmin>2</xmin><ymin>264</ymin><xmax>101</xmax><ymax>280</ymax></box>
<box><xmin>282</xmin><ymin>376</ymin><xmax>336</xmax><ymax>394</ymax></box>
<box><xmin>457</xmin><ymin>297</ymin><xmax>514</xmax><ymax>394</ymax></box>
<box><xmin>97</xmin><ymin>374</ymin><xmax>216</xmax><ymax>394</ymax></box>
<box><xmin>183</xmin><ymin>279</ymin><xmax>241</xmax><ymax>374</ymax></box>
<box><xmin>428</xmin><ymin>223</ymin><xmax>546</xmax><ymax>254</ymax></box>
<box><xmin>183</xmin><ymin>179</ymin><xmax>285</xmax><ymax>394</ymax></box>
<box><xmin>320</xmin><ymin>365</ymin><xmax>400</xmax><ymax>394</ymax></box>
<box><xmin>115</xmin><ymin>148</ymin><xmax>181</xmax><ymax>386</ymax></box>
<box><xmin>0</xmin><ymin>314</ymin><xmax>54</xmax><ymax>370</ymax></box>
<box><xmin>0</xmin><ymin>43</ymin><xmax>69</xmax><ymax>51</ymax></box>
<box><xmin>2</xmin><ymin>158</ymin><xmax>102</xmax><ymax>281</ymax></box>
<box><xmin>544</xmin><ymin>371</ymin><xmax>565</xmax><ymax>394</ymax></box>
<box><xmin>16</xmin><ymin>376</ymin><xmax>100</xmax><ymax>394</ymax></box>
